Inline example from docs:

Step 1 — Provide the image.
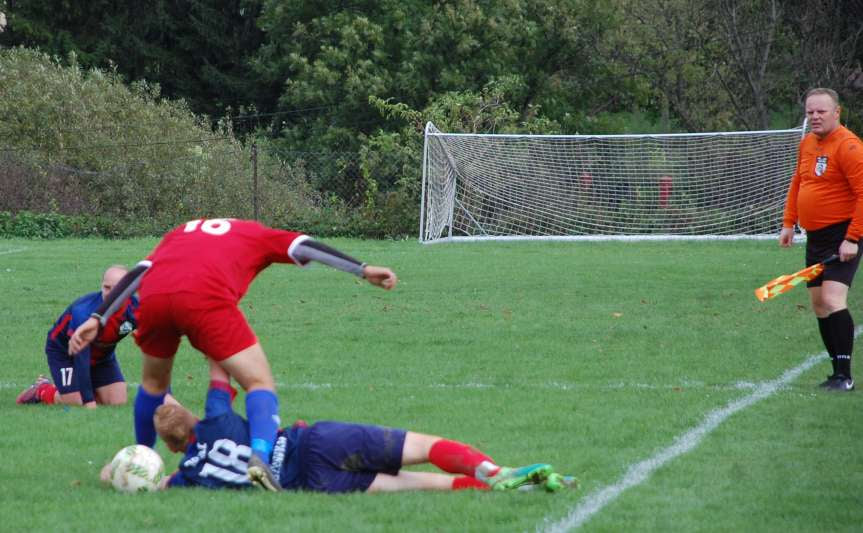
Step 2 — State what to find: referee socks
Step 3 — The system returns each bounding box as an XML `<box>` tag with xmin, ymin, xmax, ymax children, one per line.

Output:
<box><xmin>825</xmin><ymin>309</ymin><xmax>854</xmax><ymax>378</ymax></box>
<box><xmin>817</xmin><ymin>316</ymin><xmax>837</xmax><ymax>374</ymax></box>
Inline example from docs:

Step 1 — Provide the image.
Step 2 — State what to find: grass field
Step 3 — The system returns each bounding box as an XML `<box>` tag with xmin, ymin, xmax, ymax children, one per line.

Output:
<box><xmin>1</xmin><ymin>237</ymin><xmax>862</xmax><ymax>532</ymax></box>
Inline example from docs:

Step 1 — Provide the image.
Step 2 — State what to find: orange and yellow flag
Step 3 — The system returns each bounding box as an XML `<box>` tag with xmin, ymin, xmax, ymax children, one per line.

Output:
<box><xmin>754</xmin><ymin>256</ymin><xmax>837</xmax><ymax>302</ymax></box>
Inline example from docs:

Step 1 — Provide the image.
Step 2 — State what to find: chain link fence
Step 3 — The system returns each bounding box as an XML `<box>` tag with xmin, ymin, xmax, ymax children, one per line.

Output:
<box><xmin>0</xmin><ymin>146</ymin><xmax>419</xmax><ymax>239</ymax></box>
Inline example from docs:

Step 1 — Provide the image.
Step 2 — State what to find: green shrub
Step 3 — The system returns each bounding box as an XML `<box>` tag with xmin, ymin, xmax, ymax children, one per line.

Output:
<box><xmin>0</xmin><ymin>48</ymin><xmax>422</xmax><ymax>239</ymax></box>
<box><xmin>0</xmin><ymin>210</ymin><xmax>165</xmax><ymax>239</ymax></box>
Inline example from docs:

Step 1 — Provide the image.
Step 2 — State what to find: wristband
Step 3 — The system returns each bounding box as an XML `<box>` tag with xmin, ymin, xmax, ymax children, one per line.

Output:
<box><xmin>90</xmin><ymin>312</ymin><xmax>103</xmax><ymax>321</ymax></box>
<box><xmin>845</xmin><ymin>238</ymin><xmax>859</xmax><ymax>245</ymax></box>
<box><xmin>360</xmin><ymin>263</ymin><xmax>368</xmax><ymax>279</ymax></box>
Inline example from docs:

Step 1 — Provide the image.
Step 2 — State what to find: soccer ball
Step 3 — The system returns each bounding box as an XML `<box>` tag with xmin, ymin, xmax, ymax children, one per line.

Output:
<box><xmin>109</xmin><ymin>445</ymin><xmax>165</xmax><ymax>493</ymax></box>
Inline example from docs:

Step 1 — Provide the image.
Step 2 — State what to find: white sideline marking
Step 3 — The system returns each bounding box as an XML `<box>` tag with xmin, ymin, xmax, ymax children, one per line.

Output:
<box><xmin>284</xmin><ymin>382</ymin><xmax>333</xmax><ymax>390</ymax></box>
<box><xmin>538</xmin><ymin>332</ymin><xmax>862</xmax><ymax>533</ymax></box>
<box><xmin>0</xmin><ymin>247</ymin><xmax>27</xmax><ymax>256</ymax></box>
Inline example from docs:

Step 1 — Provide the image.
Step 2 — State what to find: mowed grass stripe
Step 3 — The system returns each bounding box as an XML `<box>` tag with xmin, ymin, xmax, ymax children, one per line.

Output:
<box><xmin>0</xmin><ymin>246</ymin><xmax>27</xmax><ymax>255</ymax></box>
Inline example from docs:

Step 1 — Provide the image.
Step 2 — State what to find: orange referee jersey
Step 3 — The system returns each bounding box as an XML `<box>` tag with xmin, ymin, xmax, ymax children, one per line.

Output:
<box><xmin>783</xmin><ymin>125</ymin><xmax>863</xmax><ymax>241</ymax></box>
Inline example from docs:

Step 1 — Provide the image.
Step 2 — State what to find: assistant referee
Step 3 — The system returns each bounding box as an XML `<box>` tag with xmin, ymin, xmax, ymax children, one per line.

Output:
<box><xmin>780</xmin><ymin>87</ymin><xmax>863</xmax><ymax>391</ymax></box>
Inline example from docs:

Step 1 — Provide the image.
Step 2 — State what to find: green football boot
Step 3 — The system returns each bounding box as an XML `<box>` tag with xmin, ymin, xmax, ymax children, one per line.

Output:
<box><xmin>488</xmin><ymin>463</ymin><xmax>554</xmax><ymax>491</ymax></box>
<box><xmin>540</xmin><ymin>472</ymin><xmax>578</xmax><ymax>492</ymax></box>
<box><xmin>516</xmin><ymin>472</ymin><xmax>578</xmax><ymax>492</ymax></box>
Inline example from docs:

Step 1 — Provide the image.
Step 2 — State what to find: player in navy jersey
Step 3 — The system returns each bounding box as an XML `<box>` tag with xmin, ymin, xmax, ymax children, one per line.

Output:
<box><xmin>72</xmin><ymin>218</ymin><xmax>397</xmax><ymax>491</ymax></box>
<box><xmin>16</xmin><ymin>266</ymin><xmax>137</xmax><ymax>407</ymax></box>
<box><xmin>103</xmin><ymin>366</ymin><xmax>573</xmax><ymax>493</ymax></box>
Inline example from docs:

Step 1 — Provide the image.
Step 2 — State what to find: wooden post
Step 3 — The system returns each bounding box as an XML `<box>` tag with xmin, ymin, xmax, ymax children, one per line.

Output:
<box><xmin>251</xmin><ymin>141</ymin><xmax>259</xmax><ymax>220</ymax></box>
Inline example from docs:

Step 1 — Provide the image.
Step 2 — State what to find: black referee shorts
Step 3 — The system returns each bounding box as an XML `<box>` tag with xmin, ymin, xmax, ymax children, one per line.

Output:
<box><xmin>805</xmin><ymin>220</ymin><xmax>863</xmax><ymax>287</ymax></box>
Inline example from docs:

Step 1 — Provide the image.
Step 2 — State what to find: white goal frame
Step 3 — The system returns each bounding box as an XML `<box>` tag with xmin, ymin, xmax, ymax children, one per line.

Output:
<box><xmin>420</xmin><ymin>121</ymin><xmax>805</xmax><ymax>243</ymax></box>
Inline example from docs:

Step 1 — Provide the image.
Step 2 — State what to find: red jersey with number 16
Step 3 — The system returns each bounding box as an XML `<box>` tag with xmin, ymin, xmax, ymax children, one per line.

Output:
<box><xmin>139</xmin><ymin>219</ymin><xmax>306</xmax><ymax>303</ymax></box>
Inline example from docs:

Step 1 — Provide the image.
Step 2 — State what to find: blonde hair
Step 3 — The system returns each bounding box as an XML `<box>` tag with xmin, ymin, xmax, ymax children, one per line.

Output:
<box><xmin>154</xmin><ymin>404</ymin><xmax>198</xmax><ymax>451</ymax></box>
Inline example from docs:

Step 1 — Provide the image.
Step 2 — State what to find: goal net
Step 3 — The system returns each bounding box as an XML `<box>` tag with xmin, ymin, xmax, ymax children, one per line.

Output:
<box><xmin>420</xmin><ymin>122</ymin><xmax>804</xmax><ymax>243</ymax></box>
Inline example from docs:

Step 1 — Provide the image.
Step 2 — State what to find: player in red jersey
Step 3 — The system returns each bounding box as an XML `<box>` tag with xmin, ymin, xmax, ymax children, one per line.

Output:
<box><xmin>69</xmin><ymin>218</ymin><xmax>397</xmax><ymax>490</ymax></box>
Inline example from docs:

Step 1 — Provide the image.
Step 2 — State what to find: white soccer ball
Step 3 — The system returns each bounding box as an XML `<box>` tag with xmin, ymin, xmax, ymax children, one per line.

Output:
<box><xmin>109</xmin><ymin>445</ymin><xmax>165</xmax><ymax>493</ymax></box>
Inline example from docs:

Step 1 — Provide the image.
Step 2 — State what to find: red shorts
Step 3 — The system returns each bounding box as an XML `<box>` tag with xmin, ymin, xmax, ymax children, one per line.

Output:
<box><xmin>134</xmin><ymin>293</ymin><xmax>258</xmax><ymax>361</ymax></box>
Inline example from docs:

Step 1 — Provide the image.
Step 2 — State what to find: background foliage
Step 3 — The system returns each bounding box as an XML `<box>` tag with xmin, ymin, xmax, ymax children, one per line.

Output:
<box><xmin>1</xmin><ymin>0</ymin><xmax>862</xmax><ymax>237</ymax></box>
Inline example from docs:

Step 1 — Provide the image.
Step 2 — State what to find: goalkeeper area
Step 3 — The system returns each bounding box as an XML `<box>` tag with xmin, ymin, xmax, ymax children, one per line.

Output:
<box><xmin>421</xmin><ymin>122</ymin><xmax>804</xmax><ymax>242</ymax></box>
<box><xmin>3</xmin><ymin>238</ymin><xmax>862</xmax><ymax>531</ymax></box>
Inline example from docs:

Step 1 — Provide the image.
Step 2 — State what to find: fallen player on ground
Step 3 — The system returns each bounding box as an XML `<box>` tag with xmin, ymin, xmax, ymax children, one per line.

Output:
<box><xmin>101</xmin><ymin>366</ymin><xmax>575</xmax><ymax>493</ymax></box>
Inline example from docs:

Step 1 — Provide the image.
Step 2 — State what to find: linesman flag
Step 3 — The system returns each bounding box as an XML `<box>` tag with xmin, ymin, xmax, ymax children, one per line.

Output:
<box><xmin>754</xmin><ymin>255</ymin><xmax>839</xmax><ymax>302</ymax></box>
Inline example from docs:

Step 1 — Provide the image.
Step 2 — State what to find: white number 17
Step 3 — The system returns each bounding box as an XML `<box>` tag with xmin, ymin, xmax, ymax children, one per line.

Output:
<box><xmin>60</xmin><ymin>367</ymin><xmax>73</xmax><ymax>387</ymax></box>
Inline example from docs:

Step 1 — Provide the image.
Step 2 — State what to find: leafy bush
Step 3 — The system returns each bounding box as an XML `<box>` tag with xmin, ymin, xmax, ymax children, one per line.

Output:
<box><xmin>0</xmin><ymin>47</ymin><xmax>428</xmax><ymax>239</ymax></box>
<box><xmin>0</xmin><ymin>210</ymin><xmax>163</xmax><ymax>239</ymax></box>
<box><xmin>0</xmin><ymin>49</ymin><xmax>319</xmax><ymax>234</ymax></box>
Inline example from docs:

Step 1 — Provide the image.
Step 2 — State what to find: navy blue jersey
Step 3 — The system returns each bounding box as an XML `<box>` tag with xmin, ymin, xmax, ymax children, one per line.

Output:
<box><xmin>44</xmin><ymin>291</ymin><xmax>137</xmax><ymax>403</ymax></box>
<box><xmin>46</xmin><ymin>291</ymin><xmax>137</xmax><ymax>360</ymax></box>
<box><xmin>167</xmin><ymin>388</ymin><xmax>302</xmax><ymax>489</ymax></box>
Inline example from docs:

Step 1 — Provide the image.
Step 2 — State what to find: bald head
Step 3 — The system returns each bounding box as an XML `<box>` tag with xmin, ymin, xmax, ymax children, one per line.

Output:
<box><xmin>101</xmin><ymin>265</ymin><xmax>128</xmax><ymax>299</ymax></box>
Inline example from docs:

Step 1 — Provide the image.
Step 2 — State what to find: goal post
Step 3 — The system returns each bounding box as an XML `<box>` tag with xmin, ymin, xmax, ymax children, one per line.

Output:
<box><xmin>420</xmin><ymin>122</ymin><xmax>805</xmax><ymax>243</ymax></box>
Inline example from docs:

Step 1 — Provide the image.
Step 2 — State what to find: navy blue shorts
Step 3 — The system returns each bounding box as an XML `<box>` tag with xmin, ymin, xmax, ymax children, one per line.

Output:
<box><xmin>805</xmin><ymin>220</ymin><xmax>863</xmax><ymax>288</ymax></box>
<box><xmin>45</xmin><ymin>347</ymin><xmax>125</xmax><ymax>396</ymax></box>
<box><xmin>297</xmin><ymin>421</ymin><xmax>406</xmax><ymax>493</ymax></box>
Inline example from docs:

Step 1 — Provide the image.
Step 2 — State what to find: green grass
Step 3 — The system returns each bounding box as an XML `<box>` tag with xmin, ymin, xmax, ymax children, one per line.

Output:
<box><xmin>1</xmin><ymin>238</ymin><xmax>862</xmax><ymax>532</ymax></box>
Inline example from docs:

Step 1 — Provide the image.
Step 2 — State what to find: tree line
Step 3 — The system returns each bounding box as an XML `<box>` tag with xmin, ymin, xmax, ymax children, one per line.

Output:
<box><xmin>3</xmin><ymin>1</ymin><xmax>862</xmax><ymax>144</ymax></box>
<box><xmin>0</xmin><ymin>0</ymin><xmax>861</xmax><ymax>238</ymax></box>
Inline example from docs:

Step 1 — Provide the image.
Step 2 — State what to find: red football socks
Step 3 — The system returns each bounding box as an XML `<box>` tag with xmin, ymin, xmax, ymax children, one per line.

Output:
<box><xmin>452</xmin><ymin>476</ymin><xmax>490</xmax><ymax>491</ymax></box>
<box><xmin>429</xmin><ymin>439</ymin><xmax>497</xmax><ymax>477</ymax></box>
<box><xmin>38</xmin><ymin>383</ymin><xmax>57</xmax><ymax>404</ymax></box>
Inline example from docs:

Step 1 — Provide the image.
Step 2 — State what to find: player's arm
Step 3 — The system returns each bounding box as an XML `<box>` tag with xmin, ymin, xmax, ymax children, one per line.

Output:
<box><xmin>839</xmin><ymin>139</ymin><xmax>863</xmax><ymax>260</ymax></box>
<box><xmin>780</xmin><ymin>177</ymin><xmax>801</xmax><ymax>247</ymax></box>
<box><xmin>66</xmin><ymin>306</ymin><xmax>98</xmax><ymax>406</ymax></box>
<box><xmin>91</xmin><ymin>260</ymin><xmax>152</xmax><ymax>326</ymax></box>
<box><xmin>161</xmin><ymin>471</ymin><xmax>186</xmax><ymax>489</ymax></box>
<box><xmin>290</xmin><ymin>239</ymin><xmax>397</xmax><ymax>290</ymax></box>
<box><xmin>69</xmin><ymin>260</ymin><xmax>151</xmax><ymax>355</ymax></box>
<box><xmin>73</xmin><ymin>346</ymin><xmax>97</xmax><ymax>408</ymax></box>
<box><xmin>780</xmin><ymin>149</ymin><xmax>804</xmax><ymax>247</ymax></box>
<box><xmin>100</xmin><ymin>463</ymin><xmax>112</xmax><ymax>484</ymax></box>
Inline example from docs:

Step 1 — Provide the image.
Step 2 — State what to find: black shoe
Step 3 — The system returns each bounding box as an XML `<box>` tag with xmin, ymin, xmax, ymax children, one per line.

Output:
<box><xmin>819</xmin><ymin>374</ymin><xmax>840</xmax><ymax>388</ymax></box>
<box><xmin>820</xmin><ymin>374</ymin><xmax>855</xmax><ymax>391</ymax></box>
<box><xmin>247</xmin><ymin>454</ymin><xmax>282</xmax><ymax>491</ymax></box>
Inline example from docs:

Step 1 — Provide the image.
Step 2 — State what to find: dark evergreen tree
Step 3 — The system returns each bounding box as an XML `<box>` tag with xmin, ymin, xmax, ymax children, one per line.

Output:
<box><xmin>0</xmin><ymin>1</ymin><xmax>270</xmax><ymax>123</ymax></box>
